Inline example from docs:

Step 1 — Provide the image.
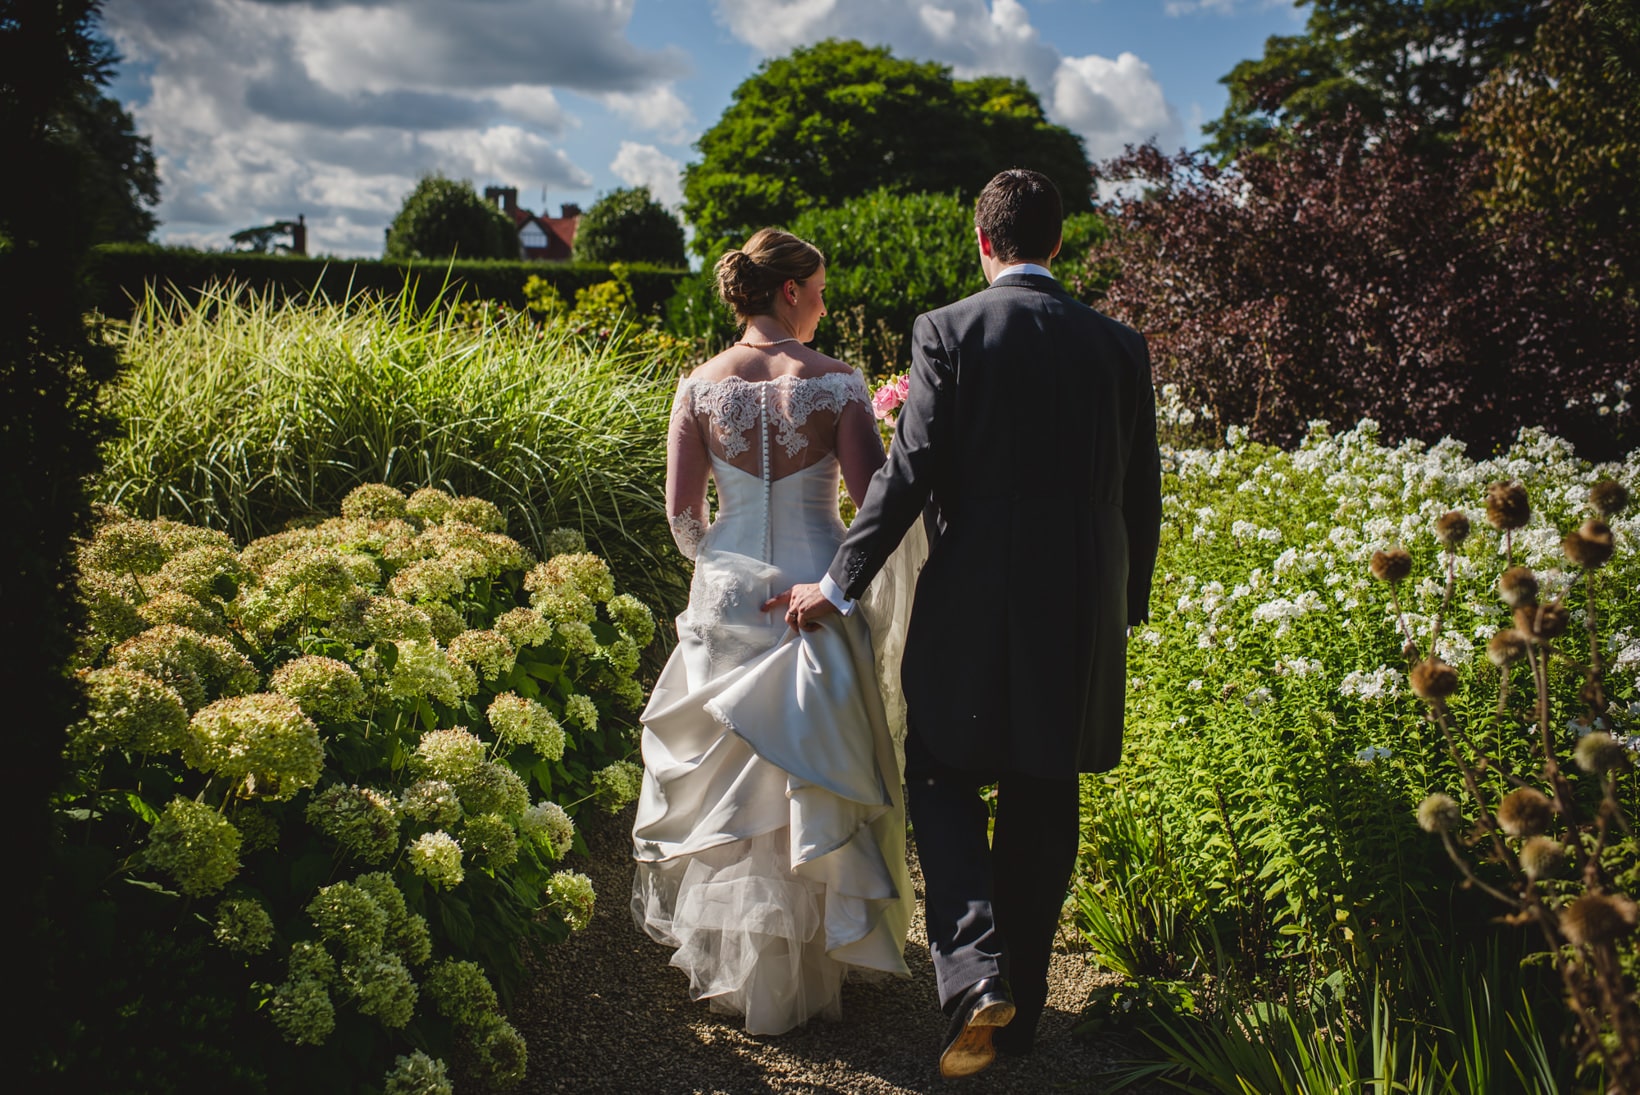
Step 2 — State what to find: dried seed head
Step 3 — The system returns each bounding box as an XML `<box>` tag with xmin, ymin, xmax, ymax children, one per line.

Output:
<box><xmin>1589</xmin><ymin>479</ymin><xmax>1629</xmax><ymax>518</ymax></box>
<box><xmin>1434</xmin><ymin>511</ymin><xmax>1470</xmax><ymax>547</ymax></box>
<box><xmin>1562</xmin><ymin>520</ymin><xmax>1614</xmax><ymax>569</ymax></box>
<box><xmin>1518</xmin><ymin>836</ymin><xmax>1566</xmax><ymax>881</ymax></box>
<box><xmin>1369</xmin><ymin>547</ymin><xmax>1413</xmax><ymax>584</ymax></box>
<box><xmin>1496</xmin><ymin>787</ymin><xmax>1554</xmax><ymax>838</ymax></box>
<box><xmin>1409</xmin><ymin>658</ymin><xmax>1459</xmax><ymax>701</ymax></box>
<box><xmin>1560</xmin><ymin>893</ymin><xmax>1639</xmax><ymax>947</ymax></box>
<box><xmin>1486</xmin><ymin>629</ymin><xmax>1530</xmax><ymax>667</ymax></box>
<box><xmin>1485</xmin><ymin>481</ymin><xmax>1531</xmax><ymax>531</ymax></box>
<box><xmin>1574</xmin><ymin>731</ymin><xmax>1628</xmax><ymax>775</ymax></box>
<box><xmin>1498</xmin><ymin>566</ymin><xmax>1538</xmax><ymax>608</ymax></box>
<box><xmin>1416</xmin><ymin>792</ymin><xmax>1461</xmax><ymax>833</ymax></box>
<box><xmin>1513</xmin><ymin>601</ymin><xmax>1569</xmax><ymax>641</ymax></box>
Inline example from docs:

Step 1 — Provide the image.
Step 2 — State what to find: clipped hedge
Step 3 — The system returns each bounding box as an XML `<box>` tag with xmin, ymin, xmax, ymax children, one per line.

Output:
<box><xmin>89</xmin><ymin>243</ymin><xmax>688</xmax><ymax>320</ymax></box>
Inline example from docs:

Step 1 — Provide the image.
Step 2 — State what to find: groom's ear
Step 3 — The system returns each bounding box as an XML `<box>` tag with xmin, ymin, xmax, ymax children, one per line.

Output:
<box><xmin>975</xmin><ymin>227</ymin><xmax>993</xmax><ymax>258</ymax></box>
<box><xmin>1048</xmin><ymin>235</ymin><xmax>1062</xmax><ymax>262</ymax></box>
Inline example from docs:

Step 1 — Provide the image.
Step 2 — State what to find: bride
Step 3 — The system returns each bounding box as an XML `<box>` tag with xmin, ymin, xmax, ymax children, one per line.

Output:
<box><xmin>630</xmin><ymin>228</ymin><xmax>915</xmax><ymax>1035</ymax></box>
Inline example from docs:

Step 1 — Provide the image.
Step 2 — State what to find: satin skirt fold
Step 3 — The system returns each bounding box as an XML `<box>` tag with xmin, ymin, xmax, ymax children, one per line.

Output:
<box><xmin>631</xmin><ymin>544</ymin><xmax>914</xmax><ymax>1036</ymax></box>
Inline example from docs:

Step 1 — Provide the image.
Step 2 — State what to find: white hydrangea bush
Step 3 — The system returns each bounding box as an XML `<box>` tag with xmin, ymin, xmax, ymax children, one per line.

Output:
<box><xmin>60</xmin><ymin>484</ymin><xmax>659</xmax><ymax>1088</ymax></box>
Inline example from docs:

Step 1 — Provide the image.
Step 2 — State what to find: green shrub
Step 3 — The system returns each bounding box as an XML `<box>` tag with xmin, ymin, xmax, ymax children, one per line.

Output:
<box><xmin>50</xmin><ymin>491</ymin><xmax>654</xmax><ymax>1090</ymax></box>
<box><xmin>88</xmin><ymin>243</ymin><xmax>687</xmax><ymax>321</ymax></box>
<box><xmin>98</xmin><ymin>282</ymin><xmax>691</xmax><ymax>620</ymax></box>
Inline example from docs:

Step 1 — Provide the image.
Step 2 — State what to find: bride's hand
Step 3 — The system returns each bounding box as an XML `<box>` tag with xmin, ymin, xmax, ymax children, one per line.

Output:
<box><xmin>762</xmin><ymin>585</ymin><xmax>836</xmax><ymax>631</ymax></box>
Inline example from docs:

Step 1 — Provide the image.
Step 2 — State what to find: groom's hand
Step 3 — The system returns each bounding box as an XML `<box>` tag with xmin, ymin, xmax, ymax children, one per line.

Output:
<box><xmin>762</xmin><ymin>585</ymin><xmax>837</xmax><ymax>631</ymax></box>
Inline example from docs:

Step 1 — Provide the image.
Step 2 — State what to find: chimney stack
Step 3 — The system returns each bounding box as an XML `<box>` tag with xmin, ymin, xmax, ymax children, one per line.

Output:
<box><xmin>560</xmin><ymin>202</ymin><xmax>581</xmax><ymax>219</ymax></box>
<box><xmin>484</xmin><ymin>185</ymin><xmax>519</xmax><ymax>214</ymax></box>
<box><xmin>291</xmin><ymin>214</ymin><xmax>307</xmax><ymax>257</ymax></box>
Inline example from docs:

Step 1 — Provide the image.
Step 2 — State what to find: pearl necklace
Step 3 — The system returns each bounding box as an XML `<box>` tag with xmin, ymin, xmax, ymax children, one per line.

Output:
<box><xmin>738</xmin><ymin>336</ymin><xmax>803</xmax><ymax>348</ymax></box>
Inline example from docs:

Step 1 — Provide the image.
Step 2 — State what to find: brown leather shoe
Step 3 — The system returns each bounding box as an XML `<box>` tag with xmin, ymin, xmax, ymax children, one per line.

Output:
<box><xmin>939</xmin><ymin>977</ymin><xmax>1016</xmax><ymax>1079</ymax></box>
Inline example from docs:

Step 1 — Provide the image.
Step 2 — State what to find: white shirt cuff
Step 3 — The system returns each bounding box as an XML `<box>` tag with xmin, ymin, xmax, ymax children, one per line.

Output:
<box><xmin>819</xmin><ymin>573</ymin><xmax>856</xmax><ymax>615</ymax></box>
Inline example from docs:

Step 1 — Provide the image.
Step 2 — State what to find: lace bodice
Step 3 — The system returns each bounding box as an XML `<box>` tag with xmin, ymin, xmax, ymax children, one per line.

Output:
<box><xmin>665</xmin><ymin>370</ymin><xmax>883</xmax><ymax>560</ymax></box>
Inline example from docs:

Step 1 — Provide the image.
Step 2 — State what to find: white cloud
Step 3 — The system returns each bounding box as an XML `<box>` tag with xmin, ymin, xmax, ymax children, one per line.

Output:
<box><xmin>711</xmin><ymin>0</ymin><xmax>1178</xmax><ymax>162</ymax></box>
<box><xmin>598</xmin><ymin>87</ymin><xmax>694</xmax><ymax>144</ymax></box>
<box><xmin>610</xmin><ymin>142</ymin><xmax>684</xmax><ymax>208</ymax></box>
<box><xmin>102</xmin><ymin>0</ymin><xmax>677</xmax><ymax>255</ymax></box>
<box><xmin>1052</xmin><ymin>51</ymin><xmax>1181</xmax><ymax>160</ymax></box>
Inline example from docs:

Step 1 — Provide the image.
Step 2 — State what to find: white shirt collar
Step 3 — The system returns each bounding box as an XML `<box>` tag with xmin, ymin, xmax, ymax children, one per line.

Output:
<box><xmin>994</xmin><ymin>262</ymin><xmax>1054</xmax><ymax>281</ymax></box>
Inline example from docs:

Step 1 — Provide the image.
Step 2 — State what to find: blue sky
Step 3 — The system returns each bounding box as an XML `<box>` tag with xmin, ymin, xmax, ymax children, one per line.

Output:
<box><xmin>104</xmin><ymin>0</ymin><xmax>1303</xmax><ymax>257</ymax></box>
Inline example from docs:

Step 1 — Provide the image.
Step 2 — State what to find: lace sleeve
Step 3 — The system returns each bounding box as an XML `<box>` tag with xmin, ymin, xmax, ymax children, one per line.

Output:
<box><xmin>665</xmin><ymin>381</ymin><xmax>710</xmax><ymax>560</ymax></box>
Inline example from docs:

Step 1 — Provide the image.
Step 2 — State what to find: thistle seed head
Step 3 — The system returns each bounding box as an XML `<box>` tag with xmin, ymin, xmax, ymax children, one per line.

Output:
<box><xmin>1513</xmin><ymin>601</ymin><xmax>1569</xmax><ymax>641</ymax></box>
<box><xmin>1409</xmin><ymin>658</ymin><xmax>1459</xmax><ymax>702</ymax></box>
<box><xmin>1496</xmin><ymin>787</ymin><xmax>1554</xmax><ymax>838</ymax></box>
<box><xmin>1589</xmin><ymin>479</ymin><xmax>1630</xmax><ymax>518</ymax></box>
<box><xmin>1485</xmin><ymin>481</ymin><xmax>1531</xmax><ymax>531</ymax></box>
<box><xmin>1560</xmin><ymin>893</ymin><xmax>1639</xmax><ymax>947</ymax></box>
<box><xmin>1486</xmin><ymin>629</ymin><xmax>1530</xmax><ymax>667</ymax></box>
<box><xmin>1518</xmin><ymin>836</ymin><xmax>1566</xmax><ymax>881</ymax></box>
<box><xmin>1416</xmin><ymin>792</ymin><xmax>1461</xmax><ymax>833</ymax></box>
<box><xmin>1498</xmin><ymin>566</ymin><xmax>1538</xmax><ymax>608</ymax></box>
<box><xmin>1434</xmin><ymin>511</ymin><xmax>1470</xmax><ymax>547</ymax></box>
<box><xmin>1369</xmin><ymin>547</ymin><xmax>1413</xmax><ymax>584</ymax></box>
<box><xmin>1562</xmin><ymin>520</ymin><xmax>1614</xmax><ymax>569</ymax></box>
<box><xmin>1574</xmin><ymin>731</ymin><xmax>1628</xmax><ymax>775</ymax></box>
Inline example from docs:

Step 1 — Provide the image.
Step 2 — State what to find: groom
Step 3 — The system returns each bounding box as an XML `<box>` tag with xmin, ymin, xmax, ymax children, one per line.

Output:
<box><xmin>776</xmin><ymin>168</ymin><xmax>1162</xmax><ymax>1077</ymax></box>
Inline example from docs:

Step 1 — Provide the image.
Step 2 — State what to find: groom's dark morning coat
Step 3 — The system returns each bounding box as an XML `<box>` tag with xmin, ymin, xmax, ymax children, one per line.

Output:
<box><xmin>828</xmin><ymin>271</ymin><xmax>1162</xmax><ymax>777</ymax></box>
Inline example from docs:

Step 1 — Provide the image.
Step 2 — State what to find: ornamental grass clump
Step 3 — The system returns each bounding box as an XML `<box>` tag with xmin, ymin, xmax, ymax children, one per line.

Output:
<box><xmin>57</xmin><ymin>496</ymin><xmax>660</xmax><ymax>1090</ymax></box>
<box><xmin>1387</xmin><ymin>477</ymin><xmax>1640</xmax><ymax>1087</ymax></box>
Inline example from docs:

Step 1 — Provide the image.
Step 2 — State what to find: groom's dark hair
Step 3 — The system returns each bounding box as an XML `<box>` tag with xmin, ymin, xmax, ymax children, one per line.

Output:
<box><xmin>974</xmin><ymin>169</ymin><xmax>1062</xmax><ymax>264</ymax></box>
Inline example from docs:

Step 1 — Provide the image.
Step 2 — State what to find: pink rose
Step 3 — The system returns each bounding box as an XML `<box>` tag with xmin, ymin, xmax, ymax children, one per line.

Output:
<box><xmin>872</xmin><ymin>374</ymin><xmax>910</xmax><ymax>420</ymax></box>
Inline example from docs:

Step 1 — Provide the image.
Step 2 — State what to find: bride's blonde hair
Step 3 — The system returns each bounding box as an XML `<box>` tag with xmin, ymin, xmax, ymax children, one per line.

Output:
<box><xmin>714</xmin><ymin>228</ymin><xmax>824</xmax><ymax>323</ymax></box>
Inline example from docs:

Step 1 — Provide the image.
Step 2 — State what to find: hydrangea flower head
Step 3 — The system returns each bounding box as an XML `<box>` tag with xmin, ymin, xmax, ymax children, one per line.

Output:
<box><xmin>270</xmin><ymin>655</ymin><xmax>365</xmax><ymax>721</ymax></box>
<box><xmin>494</xmin><ymin>607</ymin><xmax>551</xmax><ymax>650</ymax></box>
<box><xmin>306</xmin><ymin>784</ymin><xmax>401</xmax><ymax>863</ymax></box>
<box><xmin>400</xmin><ymin>779</ymin><xmax>462</xmax><ymax>826</ymax></box>
<box><xmin>214</xmin><ymin>895</ymin><xmax>274</xmax><ymax>953</ymax></box>
<box><xmin>340</xmin><ymin>483</ymin><xmax>409</xmax><ymax>521</ymax></box>
<box><xmin>269</xmin><ymin>977</ymin><xmax>335</xmax><ymax>1046</ymax></box>
<box><xmin>342</xmin><ymin>952</ymin><xmax>418</xmax><ymax>1028</ymax></box>
<box><xmin>70</xmin><ymin>667</ymin><xmax>190</xmax><ymax>758</ymax></box>
<box><xmin>388</xmin><ymin>558</ymin><xmax>467</xmax><ymax>604</ymax></box>
<box><xmin>408</xmin><ymin>831</ymin><xmax>464</xmax><ymax>889</ymax></box>
<box><xmin>413</xmin><ymin>727</ymin><xmax>486</xmax><ymax>780</ymax></box>
<box><xmin>453</xmin><ymin>761</ymin><xmax>530</xmax><ymax>818</ymax></box>
<box><xmin>486</xmin><ymin>693</ymin><xmax>566</xmax><ymax>759</ymax></box>
<box><xmin>461</xmin><ymin>813</ymin><xmax>520</xmax><ymax>869</ymax></box>
<box><xmin>307</xmin><ymin>879</ymin><xmax>388</xmax><ymax>957</ymax></box>
<box><xmin>563</xmin><ymin>693</ymin><xmax>599</xmax><ymax>732</ymax></box>
<box><xmin>423</xmin><ymin>959</ymin><xmax>500</xmax><ymax>1027</ymax></box>
<box><xmin>519</xmin><ymin>800</ymin><xmax>575</xmax><ymax>860</ymax></box>
<box><xmin>542</xmin><ymin>527</ymin><xmax>585</xmax><ymax>557</ymax></box>
<box><xmin>447</xmin><ymin>629</ymin><xmax>516</xmax><ymax>681</ymax></box>
<box><xmin>552</xmin><ymin>618</ymin><xmax>598</xmax><ymax>654</ymax></box>
<box><xmin>528</xmin><ymin>552</ymin><xmax>615</xmax><ymax>605</ymax></box>
<box><xmin>389</xmin><ymin>641</ymin><xmax>465</xmax><ymax>707</ymax></box>
<box><xmin>288</xmin><ymin>939</ymin><xmax>336</xmax><ymax>984</ymax></box>
<box><xmin>382</xmin><ymin>1051</ymin><xmax>453</xmax><ymax>1095</ymax></box>
<box><xmin>356</xmin><ymin>596</ymin><xmax>435</xmax><ymax>642</ymax></box>
<box><xmin>446</xmin><ymin>496</ymin><xmax>506</xmax><ymax>533</ymax></box>
<box><xmin>406</xmin><ymin>487</ymin><xmax>455</xmax><ymax>524</ymax></box>
<box><xmin>470</xmin><ymin>1013</ymin><xmax>529</xmax><ymax>1086</ymax></box>
<box><xmin>606</xmin><ymin>593</ymin><xmax>655</xmax><ymax>647</ymax></box>
<box><xmin>591</xmin><ymin>760</ymin><xmax>643</xmax><ymax>813</ymax></box>
<box><xmin>598</xmin><ymin>636</ymin><xmax>641</xmax><ymax>677</ymax></box>
<box><xmin>145</xmin><ymin>797</ymin><xmax>242</xmax><ymax>896</ymax></box>
<box><xmin>138</xmin><ymin>590</ymin><xmax>229</xmax><ymax>637</ymax></box>
<box><xmin>185</xmin><ymin>693</ymin><xmax>325</xmax><ymax>799</ymax></box>
<box><xmin>545</xmin><ymin>870</ymin><xmax>596</xmax><ymax>930</ymax></box>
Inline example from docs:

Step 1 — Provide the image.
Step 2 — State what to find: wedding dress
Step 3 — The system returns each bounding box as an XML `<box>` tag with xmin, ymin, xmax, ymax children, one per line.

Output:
<box><xmin>631</xmin><ymin>369</ymin><xmax>918</xmax><ymax>1035</ymax></box>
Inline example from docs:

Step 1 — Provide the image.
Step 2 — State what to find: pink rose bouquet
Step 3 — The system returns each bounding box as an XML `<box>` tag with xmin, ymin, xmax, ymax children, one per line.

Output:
<box><xmin>872</xmin><ymin>374</ymin><xmax>910</xmax><ymax>422</ymax></box>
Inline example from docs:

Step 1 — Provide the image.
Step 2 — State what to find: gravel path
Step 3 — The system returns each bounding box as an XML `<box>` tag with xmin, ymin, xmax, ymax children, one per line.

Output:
<box><xmin>506</xmin><ymin>806</ymin><xmax>1161</xmax><ymax>1095</ymax></box>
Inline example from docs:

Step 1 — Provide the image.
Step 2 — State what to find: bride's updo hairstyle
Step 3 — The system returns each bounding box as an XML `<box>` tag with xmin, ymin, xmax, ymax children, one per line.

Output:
<box><xmin>715</xmin><ymin>228</ymin><xmax>825</xmax><ymax>323</ymax></box>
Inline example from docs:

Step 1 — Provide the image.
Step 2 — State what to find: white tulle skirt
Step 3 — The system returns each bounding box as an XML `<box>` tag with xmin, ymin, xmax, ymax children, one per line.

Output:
<box><xmin>631</xmin><ymin>531</ymin><xmax>925</xmax><ymax>1035</ymax></box>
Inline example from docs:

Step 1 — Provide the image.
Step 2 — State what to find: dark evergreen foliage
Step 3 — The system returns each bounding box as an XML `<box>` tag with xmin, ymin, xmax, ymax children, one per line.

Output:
<box><xmin>385</xmin><ymin>175</ymin><xmax>519</xmax><ymax>261</ymax></box>
<box><xmin>572</xmin><ymin>186</ymin><xmax>687</xmax><ymax>267</ymax></box>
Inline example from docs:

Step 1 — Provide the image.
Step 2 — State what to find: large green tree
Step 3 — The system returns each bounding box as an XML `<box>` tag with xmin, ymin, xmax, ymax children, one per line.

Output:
<box><xmin>60</xmin><ymin>78</ymin><xmax>159</xmax><ymax>242</ymax></box>
<box><xmin>384</xmin><ymin>174</ymin><xmax>518</xmax><ymax>260</ymax></box>
<box><xmin>1467</xmin><ymin>0</ymin><xmax>1640</xmax><ymax>288</ymax></box>
<box><xmin>2</xmin><ymin>0</ymin><xmax>128</xmax><ymax>1079</ymax></box>
<box><xmin>682</xmin><ymin>39</ymin><xmax>1091</xmax><ymax>254</ymax></box>
<box><xmin>572</xmin><ymin>185</ymin><xmax>686</xmax><ymax>266</ymax></box>
<box><xmin>1205</xmin><ymin>0</ymin><xmax>1547</xmax><ymax>161</ymax></box>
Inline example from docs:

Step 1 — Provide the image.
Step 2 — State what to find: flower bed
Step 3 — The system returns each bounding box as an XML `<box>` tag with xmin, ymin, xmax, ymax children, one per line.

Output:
<box><xmin>53</xmin><ymin>484</ymin><xmax>653</xmax><ymax>1092</ymax></box>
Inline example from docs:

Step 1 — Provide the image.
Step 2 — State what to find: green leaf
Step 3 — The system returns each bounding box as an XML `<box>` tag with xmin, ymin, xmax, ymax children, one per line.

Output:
<box><xmin>124</xmin><ymin>790</ymin><xmax>160</xmax><ymax>824</ymax></box>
